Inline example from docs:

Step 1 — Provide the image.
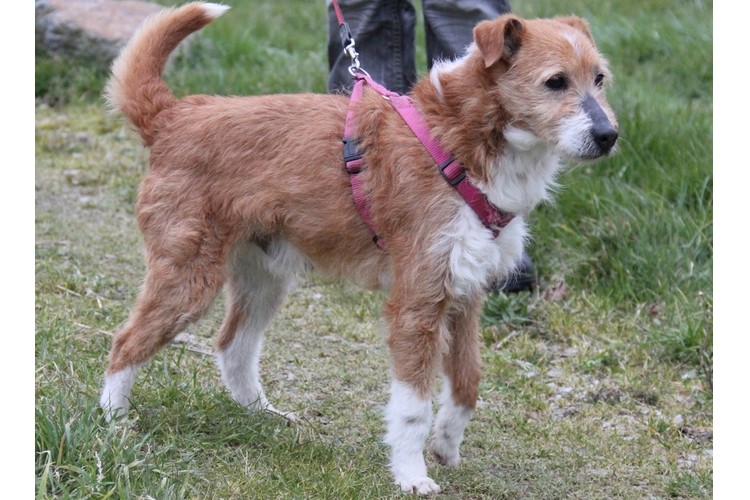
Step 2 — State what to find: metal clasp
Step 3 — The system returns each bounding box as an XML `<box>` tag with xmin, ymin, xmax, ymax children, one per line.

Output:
<box><xmin>344</xmin><ymin>38</ymin><xmax>363</xmax><ymax>76</ymax></box>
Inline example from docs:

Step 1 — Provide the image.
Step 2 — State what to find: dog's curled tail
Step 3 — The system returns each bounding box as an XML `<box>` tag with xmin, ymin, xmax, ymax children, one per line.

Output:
<box><xmin>105</xmin><ymin>2</ymin><xmax>229</xmax><ymax>145</ymax></box>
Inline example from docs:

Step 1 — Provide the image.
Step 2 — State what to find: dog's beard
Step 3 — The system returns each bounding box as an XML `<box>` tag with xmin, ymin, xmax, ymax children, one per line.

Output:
<box><xmin>556</xmin><ymin>110</ymin><xmax>618</xmax><ymax>161</ymax></box>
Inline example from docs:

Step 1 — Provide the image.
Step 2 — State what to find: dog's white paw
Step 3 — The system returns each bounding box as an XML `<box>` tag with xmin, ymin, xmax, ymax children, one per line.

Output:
<box><xmin>100</xmin><ymin>367</ymin><xmax>138</xmax><ymax>421</ymax></box>
<box><xmin>431</xmin><ymin>439</ymin><xmax>461</xmax><ymax>467</ymax></box>
<box><xmin>264</xmin><ymin>405</ymin><xmax>298</xmax><ymax>425</ymax></box>
<box><xmin>431</xmin><ymin>391</ymin><xmax>473</xmax><ymax>468</ymax></box>
<box><xmin>245</xmin><ymin>398</ymin><xmax>298</xmax><ymax>425</ymax></box>
<box><xmin>100</xmin><ymin>399</ymin><xmax>129</xmax><ymax>422</ymax></box>
<box><xmin>398</xmin><ymin>476</ymin><xmax>441</xmax><ymax>495</ymax></box>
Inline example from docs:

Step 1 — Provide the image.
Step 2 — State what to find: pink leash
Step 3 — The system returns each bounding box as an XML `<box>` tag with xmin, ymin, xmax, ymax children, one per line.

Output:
<box><xmin>335</xmin><ymin>1</ymin><xmax>513</xmax><ymax>248</ymax></box>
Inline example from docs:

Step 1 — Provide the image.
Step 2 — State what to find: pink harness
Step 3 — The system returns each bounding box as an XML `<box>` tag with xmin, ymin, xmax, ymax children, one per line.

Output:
<box><xmin>342</xmin><ymin>72</ymin><xmax>514</xmax><ymax>248</ymax></box>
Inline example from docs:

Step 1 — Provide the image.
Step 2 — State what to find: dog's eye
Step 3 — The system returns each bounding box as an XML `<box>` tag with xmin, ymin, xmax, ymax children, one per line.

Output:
<box><xmin>595</xmin><ymin>73</ymin><xmax>605</xmax><ymax>88</ymax></box>
<box><xmin>545</xmin><ymin>75</ymin><xmax>568</xmax><ymax>91</ymax></box>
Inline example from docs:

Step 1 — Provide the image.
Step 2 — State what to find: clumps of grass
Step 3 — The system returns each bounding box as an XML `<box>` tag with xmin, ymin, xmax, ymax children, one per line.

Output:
<box><xmin>35</xmin><ymin>47</ymin><xmax>110</xmax><ymax>107</ymax></box>
<box><xmin>481</xmin><ymin>291</ymin><xmax>532</xmax><ymax>329</ymax></box>
<box><xmin>35</xmin><ymin>397</ymin><xmax>196</xmax><ymax>498</ymax></box>
<box><xmin>666</xmin><ymin>471</ymin><xmax>713</xmax><ymax>499</ymax></box>
<box><xmin>646</xmin><ymin>292</ymin><xmax>713</xmax><ymax>393</ymax></box>
<box><xmin>579</xmin><ymin>346</ymin><xmax>624</xmax><ymax>375</ymax></box>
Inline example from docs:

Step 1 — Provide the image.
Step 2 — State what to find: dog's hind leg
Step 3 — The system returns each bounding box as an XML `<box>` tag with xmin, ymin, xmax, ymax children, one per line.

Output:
<box><xmin>100</xmin><ymin>222</ymin><xmax>229</xmax><ymax>420</ymax></box>
<box><xmin>215</xmin><ymin>242</ymin><xmax>296</xmax><ymax>421</ymax></box>
<box><xmin>430</xmin><ymin>294</ymin><xmax>484</xmax><ymax>468</ymax></box>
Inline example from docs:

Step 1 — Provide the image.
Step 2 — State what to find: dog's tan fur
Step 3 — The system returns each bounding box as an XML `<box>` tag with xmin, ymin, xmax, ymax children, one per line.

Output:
<box><xmin>100</xmin><ymin>2</ymin><xmax>617</xmax><ymax>493</ymax></box>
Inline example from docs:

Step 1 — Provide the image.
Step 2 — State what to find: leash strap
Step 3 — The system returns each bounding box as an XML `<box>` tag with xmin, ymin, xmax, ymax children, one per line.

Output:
<box><xmin>332</xmin><ymin>0</ymin><xmax>363</xmax><ymax>74</ymax></box>
<box><xmin>332</xmin><ymin>0</ymin><xmax>353</xmax><ymax>50</ymax></box>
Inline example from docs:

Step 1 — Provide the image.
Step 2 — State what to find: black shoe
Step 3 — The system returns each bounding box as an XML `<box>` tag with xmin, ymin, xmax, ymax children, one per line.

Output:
<box><xmin>490</xmin><ymin>253</ymin><xmax>536</xmax><ymax>293</ymax></box>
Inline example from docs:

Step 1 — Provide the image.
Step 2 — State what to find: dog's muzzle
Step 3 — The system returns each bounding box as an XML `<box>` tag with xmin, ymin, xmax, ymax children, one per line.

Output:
<box><xmin>582</xmin><ymin>94</ymin><xmax>618</xmax><ymax>156</ymax></box>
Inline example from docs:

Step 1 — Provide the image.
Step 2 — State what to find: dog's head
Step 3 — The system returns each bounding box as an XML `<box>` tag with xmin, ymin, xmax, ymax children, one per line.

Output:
<box><xmin>473</xmin><ymin>15</ymin><xmax>618</xmax><ymax>160</ymax></box>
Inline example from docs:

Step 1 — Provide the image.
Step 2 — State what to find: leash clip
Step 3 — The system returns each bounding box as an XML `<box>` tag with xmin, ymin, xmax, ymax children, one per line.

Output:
<box><xmin>344</xmin><ymin>38</ymin><xmax>363</xmax><ymax>76</ymax></box>
<box><xmin>337</xmin><ymin>20</ymin><xmax>361</xmax><ymax>74</ymax></box>
<box><xmin>333</xmin><ymin>1</ymin><xmax>369</xmax><ymax>78</ymax></box>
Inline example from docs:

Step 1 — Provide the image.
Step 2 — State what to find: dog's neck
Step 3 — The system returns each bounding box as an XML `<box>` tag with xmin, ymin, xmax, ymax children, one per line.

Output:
<box><xmin>484</xmin><ymin>126</ymin><xmax>561</xmax><ymax>215</ymax></box>
<box><xmin>411</xmin><ymin>50</ymin><xmax>562</xmax><ymax>216</ymax></box>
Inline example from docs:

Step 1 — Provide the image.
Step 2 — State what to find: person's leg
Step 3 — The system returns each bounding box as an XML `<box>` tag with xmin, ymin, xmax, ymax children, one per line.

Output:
<box><xmin>327</xmin><ymin>0</ymin><xmax>417</xmax><ymax>94</ymax></box>
<box><xmin>422</xmin><ymin>0</ymin><xmax>511</xmax><ymax>66</ymax></box>
<box><xmin>490</xmin><ymin>251</ymin><xmax>536</xmax><ymax>293</ymax></box>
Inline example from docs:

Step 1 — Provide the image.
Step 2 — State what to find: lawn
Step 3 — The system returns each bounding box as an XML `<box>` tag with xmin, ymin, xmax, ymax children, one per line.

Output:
<box><xmin>35</xmin><ymin>0</ymin><xmax>712</xmax><ymax>498</ymax></box>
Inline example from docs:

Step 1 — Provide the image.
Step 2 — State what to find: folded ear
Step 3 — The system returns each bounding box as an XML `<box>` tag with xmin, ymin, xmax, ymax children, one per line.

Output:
<box><xmin>555</xmin><ymin>16</ymin><xmax>594</xmax><ymax>42</ymax></box>
<box><xmin>473</xmin><ymin>15</ymin><xmax>525</xmax><ymax>68</ymax></box>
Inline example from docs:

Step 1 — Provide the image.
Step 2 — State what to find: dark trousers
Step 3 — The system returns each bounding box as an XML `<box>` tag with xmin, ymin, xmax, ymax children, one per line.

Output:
<box><xmin>327</xmin><ymin>0</ymin><xmax>511</xmax><ymax>94</ymax></box>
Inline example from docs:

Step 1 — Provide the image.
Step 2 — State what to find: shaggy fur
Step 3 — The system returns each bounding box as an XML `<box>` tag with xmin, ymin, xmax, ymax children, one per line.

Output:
<box><xmin>99</xmin><ymin>2</ymin><xmax>617</xmax><ymax>494</ymax></box>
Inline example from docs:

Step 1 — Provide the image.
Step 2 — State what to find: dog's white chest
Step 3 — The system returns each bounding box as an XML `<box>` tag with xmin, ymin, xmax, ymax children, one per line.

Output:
<box><xmin>438</xmin><ymin>131</ymin><xmax>562</xmax><ymax>298</ymax></box>
<box><xmin>434</xmin><ymin>204</ymin><xmax>527</xmax><ymax>298</ymax></box>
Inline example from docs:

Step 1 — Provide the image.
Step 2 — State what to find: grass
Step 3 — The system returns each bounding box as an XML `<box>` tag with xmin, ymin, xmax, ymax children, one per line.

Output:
<box><xmin>36</xmin><ymin>0</ymin><xmax>712</xmax><ymax>497</ymax></box>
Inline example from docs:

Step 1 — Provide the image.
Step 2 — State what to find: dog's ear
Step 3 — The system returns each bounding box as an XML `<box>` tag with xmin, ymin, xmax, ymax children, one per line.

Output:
<box><xmin>473</xmin><ymin>15</ymin><xmax>525</xmax><ymax>69</ymax></box>
<box><xmin>555</xmin><ymin>16</ymin><xmax>594</xmax><ymax>42</ymax></box>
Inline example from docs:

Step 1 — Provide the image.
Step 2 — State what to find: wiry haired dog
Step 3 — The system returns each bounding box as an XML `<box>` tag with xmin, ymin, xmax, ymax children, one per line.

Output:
<box><xmin>100</xmin><ymin>2</ymin><xmax>617</xmax><ymax>494</ymax></box>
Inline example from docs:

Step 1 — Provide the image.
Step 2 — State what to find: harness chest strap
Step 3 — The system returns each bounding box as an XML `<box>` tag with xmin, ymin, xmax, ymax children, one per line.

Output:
<box><xmin>343</xmin><ymin>73</ymin><xmax>514</xmax><ymax>247</ymax></box>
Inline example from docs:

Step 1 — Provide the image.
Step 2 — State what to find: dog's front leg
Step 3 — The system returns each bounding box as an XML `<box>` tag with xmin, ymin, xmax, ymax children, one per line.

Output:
<box><xmin>430</xmin><ymin>294</ymin><xmax>484</xmax><ymax>467</ymax></box>
<box><xmin>383</xmin><ymin>291</ymin><xmax>447</xmax><ymax>495</ymax></box>
<box><xmin>385</xmin><ymin>379</ymin><xmax>438</xmax><ymax>495</ymax></box>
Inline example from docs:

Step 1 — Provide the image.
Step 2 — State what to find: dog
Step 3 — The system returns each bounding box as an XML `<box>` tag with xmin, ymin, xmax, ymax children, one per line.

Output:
<box><xmin>99</xmin><ymin>2</ymin><xmax>618</xmax><ymax>494</ymax></box>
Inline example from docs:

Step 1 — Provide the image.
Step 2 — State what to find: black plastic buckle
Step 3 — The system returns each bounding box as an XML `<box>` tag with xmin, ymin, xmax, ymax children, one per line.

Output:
<box><xmin>343</xmin><ymin>137</ymin><xmax>364</xmax><ymax>174</ymax></box>
<box><xmin>343</xmin><ymin>137</ymin><xmax>364</xmax><ymax>162</ymax></box>
<box><xmin>439</xmin><ymin>157</ymin><xmax>466</xmax><ymax>186</ymax></box>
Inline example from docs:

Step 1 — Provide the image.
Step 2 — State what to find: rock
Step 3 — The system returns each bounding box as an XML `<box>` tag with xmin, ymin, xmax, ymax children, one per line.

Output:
<box><xmin>36</xmin><ymin>0</ymin><xmax>163</xmax><ymax>69</ymax></box>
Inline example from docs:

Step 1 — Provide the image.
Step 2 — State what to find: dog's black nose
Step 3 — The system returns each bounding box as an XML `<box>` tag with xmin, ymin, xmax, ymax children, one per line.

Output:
<box><xmin>593</xmin><ymin>126</ymin><xmax>618</xmax><ymax>154</ymax></box>
<box><xmin>582</xmin><ymin>94</ymin><xmax>618</xmax><ymax>155</ymax></box>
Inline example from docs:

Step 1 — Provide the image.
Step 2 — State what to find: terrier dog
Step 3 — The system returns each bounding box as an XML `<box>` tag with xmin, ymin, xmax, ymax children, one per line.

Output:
<box><xmin>100</xmin><ymin>2</ymin><xmax>617</xmax><ymax>494</ymax></box>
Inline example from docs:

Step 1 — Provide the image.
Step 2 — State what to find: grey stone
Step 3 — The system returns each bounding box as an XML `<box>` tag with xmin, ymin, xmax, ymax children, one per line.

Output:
<box><xmin>36</xmin><ymin>0</ymin><xmax>164</xmax><ymax>69</ymax></box>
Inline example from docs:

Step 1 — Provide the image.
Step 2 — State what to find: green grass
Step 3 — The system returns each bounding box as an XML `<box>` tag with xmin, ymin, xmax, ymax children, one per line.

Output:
<box><xmin>36</xmin><ymin>0</ymin><xmax>712</xmax><ymax>497</ymax></box>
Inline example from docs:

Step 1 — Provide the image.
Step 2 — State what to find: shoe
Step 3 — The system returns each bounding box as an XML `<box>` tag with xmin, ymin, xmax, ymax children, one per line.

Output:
<box><xmin>490</xmin><ymin>252</ymin><xmax>536</xmax><ymax>293</ymax></box>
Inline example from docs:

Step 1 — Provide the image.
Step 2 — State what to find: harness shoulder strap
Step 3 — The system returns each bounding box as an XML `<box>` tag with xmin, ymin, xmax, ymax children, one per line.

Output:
<box><xmin>343</xmin><ymin>76</ymin><xmax>385</xmax><ymax>248</ymax></box>
<box><xmin>387</xmin><ymin>93</ymin><xmax>514</xmax><ymax>236</ymax></box>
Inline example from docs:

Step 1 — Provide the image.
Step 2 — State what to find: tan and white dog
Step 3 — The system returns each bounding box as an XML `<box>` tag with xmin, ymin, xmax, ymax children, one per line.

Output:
<box><xmin>99</xmin><ymin>2</ymin><xmax>617</xmax><ymax>494</ymax></box>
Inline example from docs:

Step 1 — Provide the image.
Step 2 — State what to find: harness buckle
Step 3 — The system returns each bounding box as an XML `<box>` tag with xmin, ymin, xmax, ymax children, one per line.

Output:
<box><xmin>343</xmin><ymin>137</ymin><xmax>363</xmax><ymax>162</ymax></box>
<box><xmin>438</xmin><ymin>157</ymin><xmax>466</xmax><ymax>186</ymax></box>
